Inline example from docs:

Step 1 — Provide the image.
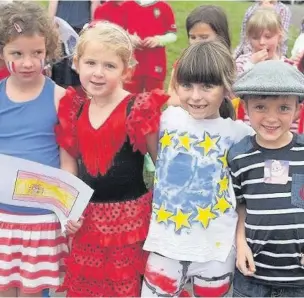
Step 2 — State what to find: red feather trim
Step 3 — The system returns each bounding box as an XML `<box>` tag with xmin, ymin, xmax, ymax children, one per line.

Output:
<box><xmin>77</xmin><ymin>95</ymin><xmax>131</xmax><ymax>176</ymax></box>
<box><xmin>127</xmin><ymin>89</ymin><xmax>169</xmax><ymax>154</ymax></box>
<box><xmin>55</xmin><ymin>87</ymin><xmax>87</xmax><ymax>158</ymax></box>
<box><xmin>298</xmin><ymin>104</ymin><xmax>304</xmax><ymax>134</ymax></box>
<box><xmin>237</xmin><ymin>101</ymin><xmax>246</xmax><ymax>121</ymax></box>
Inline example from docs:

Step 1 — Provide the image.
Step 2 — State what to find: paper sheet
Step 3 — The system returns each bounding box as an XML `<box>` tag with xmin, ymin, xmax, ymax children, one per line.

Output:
<box><xmin>0</xmin><ymin>154</ymin><xmax>93</xmax><ymax>232</ymax></box>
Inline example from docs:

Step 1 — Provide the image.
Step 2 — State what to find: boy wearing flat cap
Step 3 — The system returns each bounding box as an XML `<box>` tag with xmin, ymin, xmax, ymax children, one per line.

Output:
<box><xmin>228</xmin><ymin>60</ymin><xmax>304</xmax><ymax>297</ymax></box>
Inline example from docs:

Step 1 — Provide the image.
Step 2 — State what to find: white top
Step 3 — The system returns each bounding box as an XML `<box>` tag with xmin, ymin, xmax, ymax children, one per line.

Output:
<box><xmin>143</xmin><ymin>106</ymin><xmax>253</xmax><ymax>262</ymax></box>
<box><xmin>291</xmin><ymin>33</ymin><xmax>304</xmax><ymax>58</ymax></box>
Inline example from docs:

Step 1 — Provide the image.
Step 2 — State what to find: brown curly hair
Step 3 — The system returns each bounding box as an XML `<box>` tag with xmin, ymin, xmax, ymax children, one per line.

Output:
<box><xmin>0</xmin><ymin>1</ymin><xmax>61</xmax><ymax>61</ymax></box>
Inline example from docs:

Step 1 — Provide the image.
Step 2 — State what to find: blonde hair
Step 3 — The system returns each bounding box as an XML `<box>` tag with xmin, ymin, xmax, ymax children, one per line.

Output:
<box><xmin>75</xmin><ymin>21</ymin><xmax>135</xmax><ymax>68</ymax></box>
<box><xmin>0</xmin><ymin>1</ymin><xmax>60</xmax><ymax>61</ymax></box>
<box><xmin>246</xmin><ymin>7</ymin><xmax>282</xmax><ymax>38</ymax></box>
<box><xmin>173</xmin><ymin>39</ymin><xmax>235</xmax><ymax>92</ymax></box>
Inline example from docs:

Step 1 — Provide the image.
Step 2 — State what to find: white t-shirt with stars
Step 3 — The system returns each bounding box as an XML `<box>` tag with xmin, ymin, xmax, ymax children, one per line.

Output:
<box><xmin>143</xmin><ymin>106</ymin><xmax>253</xmax><ymax>263</ymax></box>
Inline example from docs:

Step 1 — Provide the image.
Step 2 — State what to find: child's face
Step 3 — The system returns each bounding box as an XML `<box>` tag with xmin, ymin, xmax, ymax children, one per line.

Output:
<box><xmin>250</xmin><ymin>29</ymin><xmax>281</xmax><ymax>60</ymax></box>
<box><xmin>75</xmin><ymin>42</ymin><xmax>127</xmax><ymax>99</ymax></box>
<box><xmin>1</xmin><ymin>34</ymin><xmax>46</xmax><ymax>83</ymax></box>
<box><xmin>177</xmin><ymin>83</ymin><xmax>225</xmax><ymax>120</ymax></box>
<box><xmin>188</xmin><ymin>22</ymin><xmax>217</xmax><ymax>45</ymax></box>
<box><xmin>246</xmin><ymin>96</ymin><xmax>299</xmax><ymax>148</ymax></box>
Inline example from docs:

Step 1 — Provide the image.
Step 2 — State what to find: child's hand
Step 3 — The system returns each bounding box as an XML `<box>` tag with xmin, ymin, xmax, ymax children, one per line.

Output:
<box><xmin>131</xmin><ymin>33</ymin><xmax>143</xmax><ymax>49</ymax></box>
<box><xmin>236</xmin><ymin>241</ymin><xmax>256</xmax><ymax>276</ymax></box>
<box><xmin>142</xmin><ymin>36</ymin><xmax>160</xmax><ymax>48</ymax></box>
<box><xmin>250</xmin><ymin>49</ymin><xmax>268</xmax><ymax>64</ymax></box>
<box><xmin>65</xmin><ymin>216</ymin><xmax>84</xmax><ymax>235</ymax></box>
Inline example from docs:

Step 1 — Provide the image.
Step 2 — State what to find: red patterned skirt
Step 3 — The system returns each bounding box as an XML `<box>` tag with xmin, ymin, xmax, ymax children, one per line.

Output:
<box><xmin>58</xmin><ymin>192</ymin><xmax>152</xmax><ymax>297</ymax></box>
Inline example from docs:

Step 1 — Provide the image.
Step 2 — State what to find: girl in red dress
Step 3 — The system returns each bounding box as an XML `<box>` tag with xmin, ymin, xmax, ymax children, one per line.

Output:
<box><xmin>55</xmin><ymin>21</ymin><xmax>168</xmax><ymax>297</ymax></box>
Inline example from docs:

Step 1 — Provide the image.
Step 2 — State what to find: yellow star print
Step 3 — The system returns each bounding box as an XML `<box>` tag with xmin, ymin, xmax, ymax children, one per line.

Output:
<box><xmin>218</xmin><ymin>150</ymin><xmax>228</xmax><ymax>168</ymax></box>
<box><xmin>159</xmin><ymin>130</ymin><xmax>174</xmax><ymax>150</ymax></box>
<box><xmin>197</xmin><ymin>132</ymin><xmax>219</xmax><ymax>155</ymax></box>
<box><xmin>169</xmin><ymin>209</ymin><xmax>192</xmax><ymax>231</ymax></box>
<box><xmin>213</xmin><ymin>196</ymin><xmax>232</xmax><ymax>213</ymax></box>
<box><xmin>176</xmin><ymin>133</ymin><xmax>194</xmax><ymax>151</ymax></box>
<box><xmin>218</xmin><ymin>175</ymin><xmax>229</xmax><ymax>194</ymax></box>
<box><xmin>194</xmin><ymin>205</ymin><xmax>217</xmax><ymax>229</ymax></box>
<box><xmin>155</xmin><ymin>205</ymin><xmax>173</xmax><ymax>224</ymax></box>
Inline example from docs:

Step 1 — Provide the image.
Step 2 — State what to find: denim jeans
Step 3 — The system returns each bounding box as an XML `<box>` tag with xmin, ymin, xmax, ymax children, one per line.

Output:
<box><xmin>233</xmin><ymin>269</ymin><xmax>304</xmax><ymax>297</ymax></box>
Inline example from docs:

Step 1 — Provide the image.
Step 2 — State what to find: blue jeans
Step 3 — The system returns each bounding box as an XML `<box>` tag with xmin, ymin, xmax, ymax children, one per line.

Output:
<box><xmin>233</xmin><ymin>269</ymin><xmax>304</xmax><ymax>297</ymax></box>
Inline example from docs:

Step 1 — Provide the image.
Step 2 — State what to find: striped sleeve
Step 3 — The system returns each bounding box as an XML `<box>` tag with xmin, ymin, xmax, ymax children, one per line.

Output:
<box><xmin>228</xmin><ymin>154</ymin><xmax>244</xmax><ymax>204</ymax></box>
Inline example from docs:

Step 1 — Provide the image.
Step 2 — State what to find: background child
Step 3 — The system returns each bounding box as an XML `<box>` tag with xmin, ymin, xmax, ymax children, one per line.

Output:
<box><xmin>229</xmin><ymin>60</ymin><xmax>304</xmax><ymax>297</ymax></box>
<box><xmin>234</xmin><ymin>8</ymin><xmax>304</xmax><ymax>134</ymax></box>
<box><xmin>291</xmin><ymin>17</ymin><xmax>304</xmax><ymax>60</ymax></box>
<box><xmin>55</xmin><ymin>21</ymin><xmax>167</xmax><ymax>297</ymax></box>
<box><xmin>234</xmin><ymin>0</ymin><xmax>290</xmax><ymax>59</ymax></box>
<box><xmin>236</xmin><ymin>8</ymin><xmax>284</xmax><ymax>76</ymax></box>
<box><xmin>167</xmin><ymin>5</ymin><xmax>231</xmax><ymax>106</ymax></box>
<box><xmin>142</xmin><ymin>40</ymin><xmax>253</xmax><ymax>298</ymax></box>
<box><xmin>0</xmin><ymin>1</ymin><xmax>69</xmax><ymax>296</ymax></box>
<box><xmin>123</xmin><ymin>0</ymin><xmax>177</xmax><ymax>93</ymax></box>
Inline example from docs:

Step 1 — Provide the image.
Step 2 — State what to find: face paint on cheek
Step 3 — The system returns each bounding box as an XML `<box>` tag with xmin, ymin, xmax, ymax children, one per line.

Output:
<box><xmin>6</xmin><ymin>61</ymin><xmax>16</xmax><ymax>74</ymax></box>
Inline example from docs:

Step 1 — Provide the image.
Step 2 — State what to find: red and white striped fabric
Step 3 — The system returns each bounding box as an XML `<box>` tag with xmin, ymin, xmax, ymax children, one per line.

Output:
<box><xmin>0</xmin><ymin>211</ymin><xmax>69</xmax><ymax>294</ymax></box>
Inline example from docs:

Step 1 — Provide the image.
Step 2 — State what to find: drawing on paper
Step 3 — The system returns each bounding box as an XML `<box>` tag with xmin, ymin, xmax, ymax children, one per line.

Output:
<box><xmin>13</xmin><ymin>170</ymin><xmax>79</xmax><ymax>216</ymax></box>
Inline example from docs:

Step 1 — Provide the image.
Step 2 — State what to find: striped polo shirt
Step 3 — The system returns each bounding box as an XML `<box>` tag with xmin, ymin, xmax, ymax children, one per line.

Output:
<box><xmin>228</xmin><ymin>134</ymin><xmax>304</xmax><ymax>286</ymax></box>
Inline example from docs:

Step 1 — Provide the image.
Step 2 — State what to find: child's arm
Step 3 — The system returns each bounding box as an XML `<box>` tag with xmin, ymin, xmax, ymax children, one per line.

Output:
<box><xmin>146</xmin><ymin>133</ymin><xmax>158</xmax><ymax>164</ymax></box>
<box><xmin>48</xmin><ymin>0</ymin><xmax>59</xmax><ymax>18</ymax></box>
<box><xmin>236</xmin><ymin>204</ymin><xmax>256</xmax><ymax>276</ymax></box>
<box><xmin>142</xmin><ymin>32</ymin><xmax>177</xmax><ymax>48</ymax></box>
<box><xmin>90</xmin><ymin>0</ymin><xmax>100</xmax><ymax>19</ymax></box>
<box><xmin>60</xmin><ymin>148</ymin><xmax>78</xmax><ymax>176</ymax></box>
<box><xmin>143</xmin><ymin>2</ymin><xmax>176</xmax><ymax>48</ymax></box>
<box><xmin>229</xmin><ymin>146</ymin><xmax>256</xmax><ymax>276</ymax></box>
<box><xmin>55</xmin><ymin>85</ymin><xmax>84</xmax><ymax>235</ymax></box>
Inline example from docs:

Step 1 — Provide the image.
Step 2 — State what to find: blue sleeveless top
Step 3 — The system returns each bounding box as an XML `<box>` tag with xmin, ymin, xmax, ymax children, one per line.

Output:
<box><xmin>0</xmin><ymin>77</ymin><xmax>60</xmax><ymax>215</ymax></box>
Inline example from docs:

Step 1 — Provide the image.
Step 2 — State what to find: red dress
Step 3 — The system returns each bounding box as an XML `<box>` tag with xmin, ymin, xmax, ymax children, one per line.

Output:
<box><xmin>55</xmin><ymin>88</ymin><xmax>168</xmax><ymax>297</ymax></box>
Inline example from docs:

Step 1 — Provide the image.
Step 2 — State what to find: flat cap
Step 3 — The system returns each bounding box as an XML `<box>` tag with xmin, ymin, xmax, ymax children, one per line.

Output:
<box><xmin>233</xmin><ymin>60</ymin><xmax>304</xmax><ymax>98</ymax></box>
